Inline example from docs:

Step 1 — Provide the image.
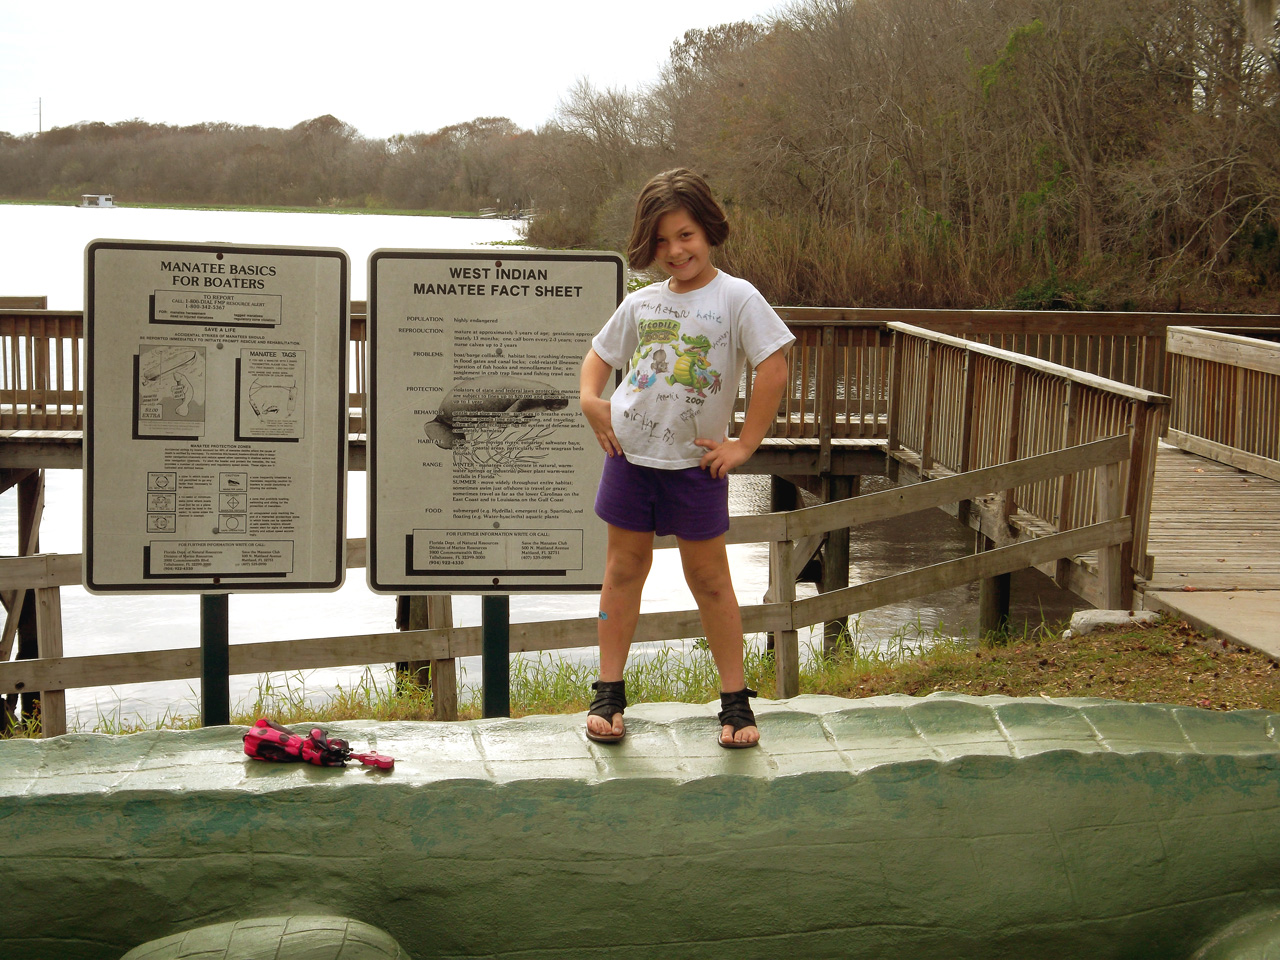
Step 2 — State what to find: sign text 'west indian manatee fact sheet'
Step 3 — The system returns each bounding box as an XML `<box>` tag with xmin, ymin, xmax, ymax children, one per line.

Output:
<box><xmin>84</xmin><ymin>240</ymin><xmax>349</xmax><ymax>594</ymax></box>
<box><xmin>367</xmin><ymin>250</ymin><xmax>623</xmax><ymax>593</ymax></box>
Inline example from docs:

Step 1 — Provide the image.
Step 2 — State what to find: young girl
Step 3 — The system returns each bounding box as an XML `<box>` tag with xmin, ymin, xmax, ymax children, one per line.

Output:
<box><xmin>579</xmin><ymin>168</ymin><xmax>794</xmax><ymax>748</ymax></box>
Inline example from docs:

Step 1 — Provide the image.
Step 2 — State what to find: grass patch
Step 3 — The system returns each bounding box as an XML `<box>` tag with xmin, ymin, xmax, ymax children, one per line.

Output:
<box><xmin>7</xmin><ymin>617</ymin><xmax>1278</xmax><ymax>738</ymax></box>
<box><xmin>850</xmin><ymin>618</ymin><xmax>1280</xmax><ymax>711</ymax></box>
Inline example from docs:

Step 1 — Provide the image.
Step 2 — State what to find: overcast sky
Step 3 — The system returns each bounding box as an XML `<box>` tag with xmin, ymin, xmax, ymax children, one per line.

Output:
<box><xmin>0</xmin><ymin>1</ymin><xmax>788</xmax><ymax>139</ymax></box>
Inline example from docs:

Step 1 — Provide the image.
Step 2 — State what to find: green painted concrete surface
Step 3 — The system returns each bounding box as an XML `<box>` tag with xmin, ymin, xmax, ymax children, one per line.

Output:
<box><xmin>2</xmin><ymin>693</ymin><xmax>1280</xmax><ymax>959</ymax></box>
<box><xmin>1191</xmin><ymin>908</ymin><xmax>1280</xmax><ymax>960</ymax></box>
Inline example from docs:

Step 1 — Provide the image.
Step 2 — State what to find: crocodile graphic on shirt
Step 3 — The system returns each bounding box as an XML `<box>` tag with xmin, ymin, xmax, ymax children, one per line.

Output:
<box><xmin>665</xmin><ymin>334</ymin><xmax>722</xmax><ymax>398</ymax></box>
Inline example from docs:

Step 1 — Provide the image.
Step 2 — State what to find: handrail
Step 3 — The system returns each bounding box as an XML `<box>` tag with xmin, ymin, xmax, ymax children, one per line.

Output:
<box><xmin>0</xmin><ymin>434</ymin><xmax>1134</xmax><ymax>702</ymax></box>
<box><xmin>0</xmin><ymin>303</ymin><xmax>1201</xmax><ymax>732</ymax></box>
<box><xmin>885</xmin><ymin>323</ymin><xmax>1168</xmax><ymax>588</ymax></box>
<box><xmin>777</xmin><ymin>306</ymin><xmax>1280</xmax><ymax>395</ymax></box>
<box><xmin>1166</xmin><ymin>325</ymin><xmax>1280</xmax><ymax>481</ymax></box>
<box><xmin>888</xmin><ymin>323</ymin><xmax>1169</xmax><ymax>404</ymax></box>
<box><xmin>3</xmin><ymin>307</ymin><xmax>1270</xmax><ymax>458</ymax></box>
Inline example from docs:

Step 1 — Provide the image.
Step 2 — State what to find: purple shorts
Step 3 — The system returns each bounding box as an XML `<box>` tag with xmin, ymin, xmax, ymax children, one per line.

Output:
<box><xmin>594</xmin><ymin>454</ymin><xmax>730</xmax><ymax>541</ymax></box>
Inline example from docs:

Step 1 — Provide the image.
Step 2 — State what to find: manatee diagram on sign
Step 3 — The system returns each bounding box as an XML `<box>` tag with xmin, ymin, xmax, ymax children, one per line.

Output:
<box><xmin>249</xmin><ymin>378</ymin><xmax>298</xmax><ymax>418</ymax></box>
<box><xmin>137</xmin><ymin>343</ymin><xmax>207</xmax><ymax>437</ymax></box>
<box><xmin>237</xmin><ymin>347</ymin><xmax>306</xmax><ymax>440</ymax></box>
<box><xmin>422</xmin><ymin>375</ymin><xmax>569</xmax><ymax>467</ymax></box>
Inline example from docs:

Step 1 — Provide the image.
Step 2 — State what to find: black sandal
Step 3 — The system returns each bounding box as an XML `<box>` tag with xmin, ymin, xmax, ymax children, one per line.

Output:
<box><xmin>586</xmin><ymin>680</ymin><xmax>627</xmax><ymax>743</ymax></box>
<box><xmin>718</xmin><ymin>687</ymin><xmax>760</xmax><ymax>749</ymax></box>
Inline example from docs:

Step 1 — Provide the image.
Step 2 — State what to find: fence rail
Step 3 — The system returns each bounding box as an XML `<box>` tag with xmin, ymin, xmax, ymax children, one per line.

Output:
<box><xmin>887</xmin><ymin>322</ymin><xmax>1167</xmax><ymax>585</ymax></box>
<box><xmin>0</xmin><ymin>432</ymin><xmax>1134</xmax><ymax>726</ymax></box>
<box><xmin>0</xmin><ymin>305</ymin><xmax>1186</xmax><ymax>735</ymax></box>
<box><xmin>1166</xmin><ymin>326</ymin><xmax>1280</xmax><ymax>481</ymax></box>
<box><xmin>774</xmin><ymin>307</ymin><xmax>1280</xmax><ymax>394</ymax></box>
<box><xmin>9</xmin><ymin>306</ymin><xmax>1271</xmax><ymax>442</ymax></box>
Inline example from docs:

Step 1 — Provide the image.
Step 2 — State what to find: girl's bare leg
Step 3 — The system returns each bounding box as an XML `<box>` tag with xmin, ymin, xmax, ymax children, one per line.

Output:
<box><xmin>677</xmin><ymin>534</ymin><xmax>760</xmax><ymax>746</ymax></box>
<box><xmin>588</xmin><ymin>524</ymin><xmax>654</xmax><ymax>738</ymax></box>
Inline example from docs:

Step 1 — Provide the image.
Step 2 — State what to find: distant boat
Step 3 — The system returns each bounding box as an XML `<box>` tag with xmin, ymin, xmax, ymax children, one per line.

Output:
<box><xmin>479</xmin><ymin>204</ymin><xmax>533</xmax><ymax>220</ymax></box>
<box><xmin>79</xmin><ymin>194</ymin><xmax>115</xmax><ymax>208</ymax></box>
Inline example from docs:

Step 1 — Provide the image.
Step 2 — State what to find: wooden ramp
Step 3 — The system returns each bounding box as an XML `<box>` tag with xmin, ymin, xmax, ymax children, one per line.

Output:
<box><xmin>1143</xmin><ymin>442</ymin><xmax>1280</xmax><ymax>592</ymax></box>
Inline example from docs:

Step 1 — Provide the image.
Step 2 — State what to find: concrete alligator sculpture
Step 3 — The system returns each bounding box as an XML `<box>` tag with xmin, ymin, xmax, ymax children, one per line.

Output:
<box><xmin>2</xmin><ymin>693</ymin><xmax>1279</xmax><ymax>959</ymax></box>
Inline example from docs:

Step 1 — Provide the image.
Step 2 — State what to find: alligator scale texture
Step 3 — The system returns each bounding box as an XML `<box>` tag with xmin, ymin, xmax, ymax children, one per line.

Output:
<box><xmin>2</xmin><ymin>693</ymin><xmax>1279</xmax><ymax>959</ymax></box>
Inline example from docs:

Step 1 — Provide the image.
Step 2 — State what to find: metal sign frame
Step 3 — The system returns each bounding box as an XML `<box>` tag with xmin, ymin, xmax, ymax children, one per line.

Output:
<box><xmin>367</xmin><ymin>248</ymin><xmax>623</xmax><ymax>594</ymax></box>
<box><xmin>84</xmin><ymin>239</ymin><xmax>349</xmax><ymax>594</ymax></box>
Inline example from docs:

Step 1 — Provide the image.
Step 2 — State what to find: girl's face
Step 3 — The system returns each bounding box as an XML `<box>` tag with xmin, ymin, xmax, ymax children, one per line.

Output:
<box><xmin>654</xmin><ymin>208</ymin><xmax>716</xmax><ymax>293</ymax></box>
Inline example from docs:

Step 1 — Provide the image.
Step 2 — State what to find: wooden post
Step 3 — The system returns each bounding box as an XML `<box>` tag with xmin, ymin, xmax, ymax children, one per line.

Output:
<box><xmin>0</xmin><ymin>467</ymin><xmax>37</xmax><ymax>734</ymax></box>
<box><xmin>821</xmin><ymin>474</ymin><xmax>855</xmax><ymax>654</ymax></box>
<box><xmin>1141</xmin><ymin>331</ymin><xmax>1165</xmax><ymax>394</ymax></box>
<box><xmin>764</xmin><ymin>477</ymin><xmax>801</xmax><ymax>655</ymax></box>
<box><xmin>769</xmin><ymin>537</ymin><xmax>800</xmax><ymax>699</ymax></box>
<box><xmin>956</xmin><ymin>352</ymin><xmax>977</xmax><ymax>526</ymax></box>
<box><xmin>401</xmin><ymin>594</ymin><xmax>458</xmax><ymax>721</ymax></box>
<box><xmin>958</xmin><ymin>352</ymin><xmax>977</xmax><ymax>474</ymax></box>
<box><xmin>427</xmin><ymin>595</ymin><xmax>457</xmax><ymax>721</ymax></box>
<box><xmin>1054</xmin><ymin>383</ymin><xmax>1081</xmax><ymax>588</ymax></box>
<box><xmin>919</xmin><ymin>342</ymin><xmax>938</xmax><ymax>474</ymax></box>
<box><xmin>886</xmin><ymin>329</ymin><xmax>904</xmax><ymax>482</ymax></box>
<box><xmin>1095</xmin><ymin>460</ymin><xmax>1125</xmax><ymax>610</ymax></box>
<box><xmin>976</xmin><ymin>533</ymin><xmax>1011</xmax><ymax>637</ymax></box>
<box><xmin>818</xmin><ymin>325</ymin><xmax>836</xmax><ymax>475</ymax></box>
<box><xmin>34</xmin><ymin>584</ymin><xmax>65</xmax><ymax>737</ymax></box>
<box><xmin>976</xmin><ymin>364</ymin><xmax>1023</xmax><ymax>637</ymax></box>
<box><xmin>481</xmin><ymin>595</ymin><xmax>510</xmax><ymax>719</ymax></box>
<box><xmin>199</xmin><ymin>594</ymin><xmax>230</xmax><ymax>728</ymax></box>
<box><xmin>1233</xmin><ymin>364</ymin><xmax>1246</xmax><ymax>457</ymax></box>
<box><xmin>1124</xmin><ymin>406</ymin><xmax>1157</xmax><ymax>593</ymax></box>
<box><xmin>1000</xmin><ymin>366</ymin><xmax>1025</xmax><ymax>526</ymax></box>
<box><xmin>15</xmin><ymin>470</ymin><xmax>42</xmax><ymax>726</ymax></box>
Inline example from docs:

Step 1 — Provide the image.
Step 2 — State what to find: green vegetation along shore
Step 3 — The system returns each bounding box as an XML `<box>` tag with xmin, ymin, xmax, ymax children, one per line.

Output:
<box><xmin>11</xmin><ymin>616</ymin><xmax>1273</xmax><ymax>738</ymax></box>
<box><xmin>5</xmin><ymin>1</ymin><xmax>1278</xmax><ymax>312</ymax></box>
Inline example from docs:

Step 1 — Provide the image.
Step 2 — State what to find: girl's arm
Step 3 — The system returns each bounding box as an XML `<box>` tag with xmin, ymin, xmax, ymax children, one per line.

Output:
<box><xmin>696</xmin><ymin>347</ymin><xmax>789</xmax><ymax>479</ymax></box>
<box><xmin>580</xmin><ymin>348</ymin><xmax>622</xmax><ymax>457</ymax></box>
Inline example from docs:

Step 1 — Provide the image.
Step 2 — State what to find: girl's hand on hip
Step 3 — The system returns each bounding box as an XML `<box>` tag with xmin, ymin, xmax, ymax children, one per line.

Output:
<box><xmin>581</xmin><ymin>395</ymin><xmax>622</xmax><ymax>456</ymax></box>
<box><xmin>696</xmin><ymin>435</ymin><xmax>751</xmax><ymax>479</ymax></box>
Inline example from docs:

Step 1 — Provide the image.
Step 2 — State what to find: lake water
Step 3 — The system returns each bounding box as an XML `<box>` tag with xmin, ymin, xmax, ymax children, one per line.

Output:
<box><xmin>0</xmin><ymin>203</ymin><xmax>1084</xmax><ymax>728</ymax></box>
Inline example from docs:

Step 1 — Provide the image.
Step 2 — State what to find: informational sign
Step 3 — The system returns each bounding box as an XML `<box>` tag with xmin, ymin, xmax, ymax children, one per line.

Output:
<box><xmin>84</xmin><ymin>240</ymin><xmax>349</xmax><ymax>594</ymax></box>
<box><xmin>367</xmin><ymin>249</ymin><xmax>624</xmax><ymax>593</ymax></box>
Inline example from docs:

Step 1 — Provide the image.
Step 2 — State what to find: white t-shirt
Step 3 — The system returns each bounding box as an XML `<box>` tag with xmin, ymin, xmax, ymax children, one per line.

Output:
<box><xmin>591</xmin><ymin>270</ymin><xmax>795</xmax><ymax>469</ymax></box>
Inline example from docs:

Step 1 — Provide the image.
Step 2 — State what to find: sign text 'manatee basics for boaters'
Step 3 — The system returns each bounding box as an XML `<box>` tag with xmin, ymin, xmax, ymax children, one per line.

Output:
<box><xmin>161</xmin><ymin>259</ymin><xmax>280</xmax><ymax>289</ymax></box>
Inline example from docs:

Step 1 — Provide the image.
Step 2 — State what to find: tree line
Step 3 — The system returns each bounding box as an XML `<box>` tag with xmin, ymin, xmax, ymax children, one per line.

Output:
<box><xmin>2</xmin><ymin>0</ymin><xmax>1277</xmax><ymax>310</ymax></box>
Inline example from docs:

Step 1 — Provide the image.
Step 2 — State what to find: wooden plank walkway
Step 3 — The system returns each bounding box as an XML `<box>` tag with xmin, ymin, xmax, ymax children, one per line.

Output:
<box><xmin>1143</xmin><ymin>442</ymin><xmax>1280</xmax><ymax>593</ymax></box>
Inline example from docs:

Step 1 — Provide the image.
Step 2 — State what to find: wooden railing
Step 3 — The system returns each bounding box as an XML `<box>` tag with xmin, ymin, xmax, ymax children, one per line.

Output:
<box><xmin>1166</xmin><ymin>326</ymin><xmax>1280</xmax><ymax>482</ymax></box>
<box><xmin>4</xmin><ymin>305</ymin><xmax>1274</xmax><ymax>443</ymax></box>
<box><xmin>774</xmin><ymin>307</ymin><xmax>1280</xmax><ymax>394</ymax></box>
<box><xmin>0</xmin><ymin>311</ymin><xmax>83</xmax><ymax>431</ymax></box>
<box><xmin>0</xmin><ymin>428</ymin><xmax>1135</xmax><ymax>732</ymax></box>
<box><xmin>0</xmin><ymin>305</ymin><xmax>1189</xmax><ymax>735</ymax></box>
<box><xmin>887</xmin><ymin>323</ymin><xmax>1168</xmax><ymax>593</ymax></box>
<box><xmin>755</xmin><ymin>316</ymin><xmax>892</xmax><ymax>442</ymax></box>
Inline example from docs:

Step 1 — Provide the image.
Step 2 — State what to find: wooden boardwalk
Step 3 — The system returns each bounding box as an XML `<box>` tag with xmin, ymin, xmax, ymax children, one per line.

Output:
<box><xmin>1143</xmin><ymin>443</ymin><xmax>1280</xmax><ymax>593</ymax></box>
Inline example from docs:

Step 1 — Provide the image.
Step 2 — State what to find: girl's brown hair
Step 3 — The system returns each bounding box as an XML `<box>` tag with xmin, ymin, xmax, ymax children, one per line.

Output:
<box><xmin>626</xmin><ymin>168</ymin><xmax>729</xmax><ymax>270</ymax></box>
